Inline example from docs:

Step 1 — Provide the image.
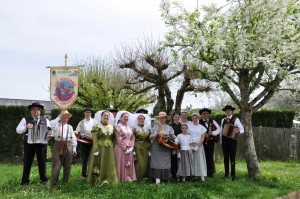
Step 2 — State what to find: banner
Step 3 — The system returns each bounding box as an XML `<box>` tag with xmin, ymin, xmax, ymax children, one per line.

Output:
<box><xmin>50</xmin><ymin>66</ymin><xmax>79</xmax><ymax>109</ymax></box>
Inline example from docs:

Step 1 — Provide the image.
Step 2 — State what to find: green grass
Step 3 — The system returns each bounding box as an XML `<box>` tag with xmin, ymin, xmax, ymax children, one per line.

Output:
<box><xmin>0</xmin><ymin>161</ymin><xmax>299</xmax><ymax>198</ymax></box>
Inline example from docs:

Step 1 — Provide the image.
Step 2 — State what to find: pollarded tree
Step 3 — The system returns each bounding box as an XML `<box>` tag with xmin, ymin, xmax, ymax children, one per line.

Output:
<box><xmin>114</xmin><ymin>38</ymin><xmax>211</xmax><ymax>115</ymax></box>
<box><xmin>76</xmin><ymin>58</ymin><xmax>155</xmax><ymax>112</ymax></box>
<box><xmin>160</xmin><ymin>0</ymin><xmax>300</xmax><ymax>177</ymax></box>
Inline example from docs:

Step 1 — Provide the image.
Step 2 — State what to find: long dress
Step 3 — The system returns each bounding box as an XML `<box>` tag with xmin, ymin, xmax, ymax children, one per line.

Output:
<box><xmin>114</xmin><ymin>123</ymin><xmax>136</xmax><ymax>182</ymax></box>
<box><xmin>87</xmin><ymin>123</ymin><xmax>118</xmax><ymax>186</ymax></box>
<box><xmin>149</xmin><ymin>123</ymin><xmax>174</xmax><ymax>180</ymax></box>
<box><xmin>188</xmin><ymin>123</ymin><xmax>207</xmax><ymax>177</ymax></box>
<box><xmin>133</xmin><ymin>126</ymin><xmax>151</xmax><ymax>180</ymax></box>
<box><xmin>176</xmin><ymin>133</ymin><xmax>194</xmax><ymax>177</ymax></box>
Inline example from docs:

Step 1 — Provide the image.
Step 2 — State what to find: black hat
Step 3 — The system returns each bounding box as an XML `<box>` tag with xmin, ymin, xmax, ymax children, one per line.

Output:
<box><xmin>199</xmin><ymin>108</ymin><xmax>211</xmax><ymax>114</ymax></box>
<box><xmin>109</xmin><ymin>109</ymin><xmax>119</xmax><ymax>113</ymax></box>
<box><xmin>222</xmin><ymin>105</ymin><xmax>236</xmax><ymax>111</ymax></box>
<box><xmin>28</xmin><ymin>102</ymin><xmax>44</xmax><ymax>111</ymax></box>
<box><xmin>136</xmin><ymin>108</ymin><xmax>148</xmax><ymax>114</ymax></box>
<box><xmin>83</xmin><ymin>107</ymin><xmax>93</xmax><ymax>113</ymax></box>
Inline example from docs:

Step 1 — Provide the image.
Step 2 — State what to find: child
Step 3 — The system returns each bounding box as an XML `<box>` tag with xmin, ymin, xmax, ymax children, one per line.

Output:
<box><xmin>175</xmin><ymin>124</ymin><xmax>194</xmax><ymax>182</ymax></box>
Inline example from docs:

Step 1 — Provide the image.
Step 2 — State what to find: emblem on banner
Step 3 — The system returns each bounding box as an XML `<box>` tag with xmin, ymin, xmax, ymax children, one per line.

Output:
<box><xmin>50</xmin><ymin>67</ymin><xmax>79</xmax><ymax>109</ymax></box>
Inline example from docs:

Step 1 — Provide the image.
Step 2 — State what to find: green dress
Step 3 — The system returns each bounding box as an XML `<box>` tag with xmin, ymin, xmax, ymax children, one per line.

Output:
<box><xmin>133</xmin><ymin>126</ymin><xmax>151</xmax><ymax>180</ymax></box>
<box><xmin>87</xmin><ymin>123</ymin><xmax>118</xmax><ymax>186</ymax></box>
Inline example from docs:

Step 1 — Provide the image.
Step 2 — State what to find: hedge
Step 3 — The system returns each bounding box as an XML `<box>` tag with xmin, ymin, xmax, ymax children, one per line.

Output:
<box><xmin>0</xmin><ymin>106</ymin><xmax>30</xmax><ymax>160</ymax></box>
<box><xmin>188</xmin><ymin>109</ymin><xmax>296</xmax><ymax>128</ymax></box>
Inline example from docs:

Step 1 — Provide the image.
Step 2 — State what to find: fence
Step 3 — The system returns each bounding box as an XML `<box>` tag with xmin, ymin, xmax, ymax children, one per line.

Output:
<box><xmin>214</xmin><ymin>127</ymin><xmax>300</xmax><ymax>162</ymax></box>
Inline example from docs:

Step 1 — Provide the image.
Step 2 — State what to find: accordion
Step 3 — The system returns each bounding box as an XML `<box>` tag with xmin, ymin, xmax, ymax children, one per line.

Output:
<box><xmin>76</xmin><ymin>133</ymin><xmax>93</xmax><ymax>144</ymax></box>
<box><xmin>27</xmin><ymin>125</ymin><xmax>49</xmax><ymax>144</ymax></box>
<box><xmin>222</xmin><ymin>123</ymin><xmax>240</xmax><ymax>140</ymax></box>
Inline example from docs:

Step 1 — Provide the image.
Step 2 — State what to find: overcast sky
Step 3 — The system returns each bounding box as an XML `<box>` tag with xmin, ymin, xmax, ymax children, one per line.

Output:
<box><xmin>0</xmin><ymin>0</ymin><xmax>225</xmax><ymax>109</ymax></box>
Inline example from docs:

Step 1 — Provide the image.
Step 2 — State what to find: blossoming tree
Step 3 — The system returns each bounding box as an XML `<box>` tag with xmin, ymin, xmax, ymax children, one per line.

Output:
<box><xmin>160</xmin><ymin>0</ymin><xmax>300</xmax><ymax>177</ymax></box>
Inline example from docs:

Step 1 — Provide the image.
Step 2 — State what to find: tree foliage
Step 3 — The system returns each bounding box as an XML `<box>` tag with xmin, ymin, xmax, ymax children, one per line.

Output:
<box><xmin>75</xmin><ymin>58</ymin><xmax>155</xmax><ymax>112</ymax></box>
<box><xmin>160</xmin><ymin>0</ymin><xmax>300</xmax><ymax>177</ymax></box>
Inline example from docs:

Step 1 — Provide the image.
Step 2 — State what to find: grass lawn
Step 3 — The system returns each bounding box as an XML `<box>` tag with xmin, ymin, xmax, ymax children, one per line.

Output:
<box><xmin>0</xmin><ymin>161</ymin><xmax>299</xmax><ymax>199</ymax></box>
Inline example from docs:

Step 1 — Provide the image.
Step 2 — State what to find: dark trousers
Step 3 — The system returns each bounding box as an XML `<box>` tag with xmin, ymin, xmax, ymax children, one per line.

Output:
<box><xmin>81</xmin><ymin>143</ymin><xmax>92</xmax><ymax>177</ymax></box>
<box><xmin>204</xmin><ymin>141</ymin><xmax>215</xmax><ymax>177</ymax></box>
<box><xmin>22</xmin><ymin>142</ymin><xmax>47</xmax><ymax>184</ymax></box>
<box><xmin>222</xmin><ymin>137</ymin><xmax>237</xmax><ymax>178</ymax></box>
<box><xmin>171</xmin><ymin>154</ymin><xmax>178</xmax><ymax>179</ymax></box>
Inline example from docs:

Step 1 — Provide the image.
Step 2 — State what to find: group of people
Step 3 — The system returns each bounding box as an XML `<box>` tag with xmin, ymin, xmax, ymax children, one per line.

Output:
<box><xmin>16</xmin><ymin>102</ymin><xmax>244</xmax><ymax>188</ymax></box>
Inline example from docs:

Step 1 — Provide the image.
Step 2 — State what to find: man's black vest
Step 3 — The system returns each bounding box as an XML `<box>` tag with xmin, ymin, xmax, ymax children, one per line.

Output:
<box><xmin>199</xmin><ymin>119</ymin><xmax>213</xmax><ymax>131</ymax></box>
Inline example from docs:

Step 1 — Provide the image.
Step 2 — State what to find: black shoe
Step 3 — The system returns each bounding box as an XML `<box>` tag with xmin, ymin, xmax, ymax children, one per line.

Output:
<box><xmin>21</xmin><ymin>182</ymin><xmax>29</xmax><ymax>186</ymax></box>
<box><xmin>232</xmin><ymin>177</ymin><xmax>236</xmax><ymax>182</ymax></box>
<box><xmin>40</xmin><ymin>180</ymin><xmax>48</xmax><ymax>185</ymax></box>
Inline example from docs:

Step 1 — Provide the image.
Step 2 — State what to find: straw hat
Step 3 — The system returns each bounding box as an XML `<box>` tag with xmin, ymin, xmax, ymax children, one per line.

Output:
<box><xmin>60</xmin><ymin>109</ymin><xmax>72</xmax><ymax>118</ymax></box>
<box><xmin>156</xmin><ymin>112</ymin><xmax>167</xmax><ymax>118</ymax></box>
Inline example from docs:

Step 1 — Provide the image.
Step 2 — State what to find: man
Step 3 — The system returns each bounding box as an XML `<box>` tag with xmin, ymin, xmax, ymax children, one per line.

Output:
<box><xmin>199</xmin><ymin>108</ymin><xmax>221</xmax><ymax>178</ymax></box>
<box><xmin>220</xmin><ymin>105</ymin><xmax>244</xmax><ymax>182</ymax></box>
<box><xmin>75</xmin><ymin>107</ymin><xmax>98</xmax><ymax>179</ymax></box>
<box><xmin>109</xmin><ymin>109</ymin><xmax>119</xmax><ymax>119</ymax></box>
<box><xmin>50</xmin><ymin>109</ymin><xmax>77</xmax><ymax>188</ymax></box>
<box><xmin>109</xmin><ymin>109</ymin><xmax>119</xmax><ymax>124</ymax></box>
<box><xmin>16</xmin><ymin>102</ymin><xmax>50</xmax><ymax>186</ymax></box>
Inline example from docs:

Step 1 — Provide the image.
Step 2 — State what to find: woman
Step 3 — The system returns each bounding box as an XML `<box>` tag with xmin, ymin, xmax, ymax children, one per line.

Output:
<box><xmin>169</xmin><ymin>111</ymin><xmax>182</xmax><ymax>180</ymax></box>
<box><xmin>87</xmin><ymin>110</ymin><xmax>118</xmax><ymax>186</ymax></box>
<box><xmin>133</xmin><ymin>114</ymin><xmax>151</xmax><ymax>180</ymax></box>
<box><xmin>114</xmin><ymin>111</ymin><xmax>136</xmax><ymax>182</ymax></box>
<box><xmin>149</xmin><ymin>112</ymin><xmax>176</xmax><ymax>184</ymax></box>
<box><xmin>188</xmin><ymin>113</ymin><xmax>207</xmax><ymax>182</ymax></box>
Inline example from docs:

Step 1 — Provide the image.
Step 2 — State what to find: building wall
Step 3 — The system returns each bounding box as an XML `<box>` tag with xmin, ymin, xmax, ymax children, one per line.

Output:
<box><xmin>0</xmin><ymin>98</ymin><xmax>56</xmax><ymax>110</ymax></box>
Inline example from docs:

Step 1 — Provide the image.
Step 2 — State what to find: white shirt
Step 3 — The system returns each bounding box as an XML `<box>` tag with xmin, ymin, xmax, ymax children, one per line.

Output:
<box><xmin>177</xmin><ymin>133</ymin><xmax>192</xmax><ymax>150</ymax></box>
<box><xmin>75</xmin><ymin>118</ymin><xmax>98</xmax><ymax>138</ymax></box>
<box><xmin>50</xmin><ymin>117</ymin><xmax>77</xmax><ymax>150</ymax></box>
<box><xmin>16</xmin><ymin>116</ymin><xmax>50</xmax><ymax>134</ymax></box>
<box><xmin>188</xmin><ymin>123</ymin><xmax>207</xmax><ymax>143</ymax></box>
<box><xmin>221</xmin><ymin>115</ymin><xmax>244</xmax><ymax>134</ymax></box>
<box><xmin>200</xmin><ymin>119</ymin><xmax>221</xmax><ymax>136</ymax></box>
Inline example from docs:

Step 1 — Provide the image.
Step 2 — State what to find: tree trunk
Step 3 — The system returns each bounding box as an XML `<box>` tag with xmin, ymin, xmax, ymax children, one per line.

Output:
<box><xmin>164</xmin><ymin>86</ymin><xmax>174</xmax><ymax>115</ymax></box>
<box><xmin>157</xmin><ymin>87</ymin><xmax>166</xmax><ymax>112</ymax></box>
<box><xmin>240</xmin><ymin>109</ymin><xmax>260</xmax><ymax>178</ymax></box>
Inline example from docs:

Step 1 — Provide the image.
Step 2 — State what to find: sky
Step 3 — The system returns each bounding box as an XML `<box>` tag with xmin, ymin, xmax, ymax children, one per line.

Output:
<box><xmin>0</xmin><ymin>0</ymin><xmax>226</xmax><ymax>109</ymax></box>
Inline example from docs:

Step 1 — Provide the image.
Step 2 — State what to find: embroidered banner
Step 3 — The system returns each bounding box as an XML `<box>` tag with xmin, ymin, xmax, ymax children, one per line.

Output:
<box><xmin>50</xmin><ymin>66</ymin><xmax>79</xmax><ymax>109</ymax></box>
